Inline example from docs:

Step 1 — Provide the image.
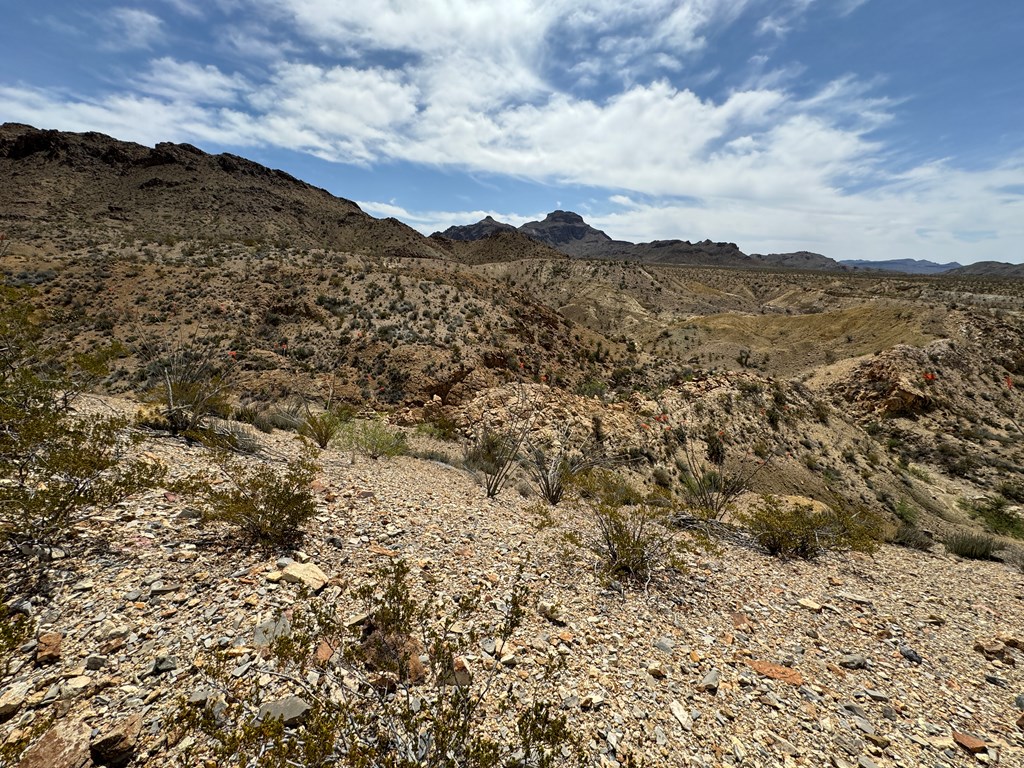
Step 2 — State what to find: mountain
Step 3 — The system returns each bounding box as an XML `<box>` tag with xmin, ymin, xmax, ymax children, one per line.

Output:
<box><xmin>752</xmin><ymin>251</ymin><xmax>845</xmax><ymax>271</ymax></box>
<box><xmin>944</xmin><ymin>261</ymin><xmax>1024</xmax><ymax>278</ymax></box>
<box><xmin>840</xmin><ymin>258</ymin><xmax>962</xmax><ymax>275</ymax></box>
<box><xmin>430</xmin><ymin>228</ymin><xmax>568</xmax><ymax>265</ymax></box>
<box><xmin>0</xmin><ymin>122</ymin><xmax>446</xmax><ymax>259</ymax></box>
<box><xmin>435</xmin><ymin>215</ymin><xmax>515</xmax><ymax>241</ymax></box>
<box><xmin>438</xmin><ymin>212</ymin><xmax>847</xmax><ymax>269</ymax></box>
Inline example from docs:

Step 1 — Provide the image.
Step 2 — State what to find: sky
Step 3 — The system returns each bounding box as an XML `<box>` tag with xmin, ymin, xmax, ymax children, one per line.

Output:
<box><xmin>1</xmin><ymin>1</ymin><xmax>1022</xmax><ymax>264</ymax></box>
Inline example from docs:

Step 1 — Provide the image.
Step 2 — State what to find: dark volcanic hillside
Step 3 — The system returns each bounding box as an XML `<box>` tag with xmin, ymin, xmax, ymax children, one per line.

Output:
<box><xmin>0</xmin><ymin>123</ymin><xmax>445</xmax><ymax>259</ymax></box>
<box><xmin>438</xmin><ymin>210</ymin><xmax>843</xmax><ymax>269</ymax></box>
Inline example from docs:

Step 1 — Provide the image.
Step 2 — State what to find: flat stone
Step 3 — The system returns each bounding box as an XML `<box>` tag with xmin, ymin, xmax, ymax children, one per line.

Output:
<box><xmin>36</xmin><ymin>632</ymin><xmax>62</xmax><ymax>665</ymax></box>
<box><xmin>798</xmin><ymin>598</ymin><xmax>823</xmax><ymax>612</ymax></box>
<box><xmin>64</xmin><ymin>676</ymin><xmax>93</xmax><ymax>698</ymax></box>
<box><xmin>745</xmin><ymin>659</ymin><xmax>804</xmax><ymax>686</ymax></box>
<box><xmin>254</xmin><ymin>616</ymin><xmax>291</xmax><ymax>647</ymax></box>
<box><xmin>697</xmin><ymin>669</ymin><xmax>721</xmax><ymax>693</ymax></box>
<box><xmin>839</xmin><ymin>654</ymin><xmax>868</xmax><ymax>670</ymax></box>
<box><xmin>19</xmin><ymin>720</ymin><xmax>92</xmax><ymax>768</ymax></box>
<box><xmin>767</xmin><ymin>730</ymin><xmax>800</xmax><ymax>756</ymax></box>
<box><xmin>654</xmin><ymin>636</ymin><xmax>675</xmax><ymax>654</ymax></box>
<box><xmin>148</xmin><ymin>580</ymin><xmax>180</xmax><ymax>596</ymax></box>
<box><xmin>951</xmin><ymin>730</ymin><xmax>987</xmax><ymax>754</ymax></box>
<box><xmin>0</xmin><ymin>681</ymin><xmax>30</xmax><ymax>719</ymax></box>
<box><xmin>647</xmin><ymin>661</ymin><xmax>668</xmax><ymax>679</ymax></box>
<box><xmin>258</xmin><ymin>695</ymin><xmax>311</xmax><ymax>727</ymax></box>
<box><xmin>90</xmin><ymin>713</ymin><xmax>143</xmax><ymax>767</ymax></box>
<box><xmin>280</xmin><ymin>562</ymin><xmax>329</xmax><ymax>592</ymax></box>
<box><xmin>149</xmin><ymin>654</ymin><xmax>177</xmax><ymax>675</ymax></box>
<box><xmin>669</xmin><ymin>700</ymin><xmax>692</xmax><ymax>731</ymax></box>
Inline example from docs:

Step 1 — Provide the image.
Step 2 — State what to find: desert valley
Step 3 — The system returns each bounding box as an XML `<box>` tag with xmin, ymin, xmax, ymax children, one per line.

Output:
<box><xmin>1</xmin><ymin>123</ymin><xmax>1023</xmax><ymax>767</ymax></box>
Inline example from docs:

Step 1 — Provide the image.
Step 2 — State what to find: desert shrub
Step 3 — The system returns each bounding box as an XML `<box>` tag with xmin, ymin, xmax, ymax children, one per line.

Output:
<box><xmin>299</xmin><ymin>410</ymin><xmax>346</xmax><ymax>449</ymax></box>
<box><xmin>0</xmin><ymin>284</ymin><xmax>165</xmax><ymax>550</ymax></box>
<box><xmin>739</xmin><ymin>495</ymin><xmax>882</xmax><ymax>561</ymax></box>
<box><xmin>234</xmin><ymin>404</ymin><xmax>275</xmax><ymax>434</ymax></box>
<box><xmin>175</xmin><ymin>559</ymin><xmax>582</xmax><ymax>768</ymax></box>
<box><xmin>417</xmin><ymin>410</ymin><xmax>461</xmax><ymax>441</ymax></box>
<box><xmin>651</xmin><ymin>466</ymin><xmax>673</xmax><ymax>488</ymax></box>
<box><xmin>893</xmin><ymin>498</ymin><xmax>920</xmax><ymax>526</ymax></box>
<box><xmin>265</xmin><ymin>402</ymin><xmax>305</xmax><ymax>432</ymax></box>
<box><xmin>0</xmin><ymin>593</ymin><xmax>30</xmax><ymax>675</ymax></box>
<box><xmin>942</xmin><ymin>531</ymin><xmax>1001</xmax><ymax>560</ymax></box>
<box><xmin>998</xmin><ymin>480</ymin><xmax>1024</xmax><ymax>504</ymax></box>
<box><xmin>525</xmin><ymin>425</ymin><xmax>608</xmax><ymax>505</ymax></box>
<box><xmin>344</xmin><ymin>418</ymin><xmax>408</xmax><ymax>460</ymax></box>
<box><xmin>137</xmin><ymin>330</ymin><xmax>235</xmax><ymax>434</ymax></box>
<box><xmin>571</xmin><ymin>470</ymin><xmax>692</xmax><ymax>585</ymax></box>
<box><xmin>676</xmin><ymin>427</ymin><xmax>767</xmax><ymax>520</ymax></box>
<box><xmin>964</xmin><ymin>495</ymin><xmax>1024</xmax><ymax>539</ymax></box>
<box><xmin>891</xmin><ymin>523</ymin><xmax>933</xmax><ymax>551</ymax></box>
<box><xmin>464</xmin><ymin>389</ymin><xmax>534</xmax><ymax>498</ymax></box>
<box><xmin>176</xmin><ymin>450</ymin><xmax>319</xmax><ymax>548</ymax></box>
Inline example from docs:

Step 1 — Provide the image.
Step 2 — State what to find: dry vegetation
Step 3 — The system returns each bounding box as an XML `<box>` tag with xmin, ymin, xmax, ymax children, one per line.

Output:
<box><xmin>2</xmin><ymin>124</ymin><xmax>1023</xmax><ymax>766</ymax></box>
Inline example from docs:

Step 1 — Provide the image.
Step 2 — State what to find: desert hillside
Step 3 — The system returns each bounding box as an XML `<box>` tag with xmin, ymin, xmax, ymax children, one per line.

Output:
<box><xmin>1</xmin><ymin>125</ymin><xmax>1023</xmax><ymax>767</ymax></box>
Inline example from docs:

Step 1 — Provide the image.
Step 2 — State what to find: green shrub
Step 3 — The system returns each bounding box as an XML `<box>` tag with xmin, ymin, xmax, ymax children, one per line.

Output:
<box><xmin>175</xmin><ymin>559</ymin><xmax>583</xmax><ymax>767</ymax></box>
<box><xmin>739</xmin><ymin>495</ymin><xmax>882</xmax><ymax>561</ymax></box>
<box><xmin>525</xmin><ymin>426</ymin><xmax>607</xmax><ymax>505</ymax></box>
<box><xmin>964</xmin><ymin>495</ymin><xmax>1024</xmax><ymax>539</ymax></box>
<box><xmin>942</xmin><ymin>531</ymin><xmax>1001</xmax><ymax>560</ymax></box>
<box><xmin>265</xmin><ymin>402</ymin><xmax>305</xmax><ymax>432</ymax></box>
<box><xmin>177</xmin><ymin>450</ymin><xmax>319</xmax><ymax>548</ymax></box>
<box><xmin>572</xmin><ymin>470</ymin><xmax>694</xmax><ymax>585</ymax></box>
<box><xmin>417</xmin><ymin>410</ymin><xmax>461</xmax><ymax>441</ymax></box>
<box><xmin>0</xmin><ymin>283</ymin><xmax>165</xmax><ymax>550</ymax></box>
<box><xmin>234</xmin><ymin>404</ymin><xmax>275</xmax><ymax>434</ymax></box>
<box><xmin>463</xmin><ymin>388</ymin><xmax>535</xmax><ymax>498</ymax></box>
<box><xmin>0</xmin><ymin>593</ymin><xmax>30</xmax><ymax>675</ymax></box>
<box><xmin>344</xmin><ymin>418</ymin><xmax>408</xmax><ymax>460</ymax></box>
<box><xmin>299</xmin><ymin>410</ymin><xmax>346</xmax><ymax>449</ymax></box>
<box><xmin>998</xmin><ymin>481</ymin><xmax>1024</xmax><ymax>504</ymax></box>
<box><xmin>137</xmin><ymin>330</ymin><xmax>235</xmax><ymax>434</ymax></box>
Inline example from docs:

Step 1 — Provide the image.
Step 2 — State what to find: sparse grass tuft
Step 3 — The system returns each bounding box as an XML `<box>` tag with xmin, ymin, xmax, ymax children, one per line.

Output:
<box><xmin>943</xmin><ymin>531</ymin><xmax>1001</xmax><ymax>560</ymax></box>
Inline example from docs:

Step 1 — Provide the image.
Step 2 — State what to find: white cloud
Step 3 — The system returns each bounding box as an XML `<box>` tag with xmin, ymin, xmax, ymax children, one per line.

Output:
<box><xmin>3</xmin><ymin>0</ymin><xmax>1019</xmax><ymax>264</ymax></box>
<box><xmin>160</xmin><ymin>0</ymin><xmax>204</xmax><ymax>17</ymax></box>
<box><xmin>136</xmin><ymin>58</ymin><xmax>249</xmax><ymax>103</ymax></box>
<box><xmin>102</xmin><ymin>8</ymin><xmax>165</xmax><ymax>50</ymax></box>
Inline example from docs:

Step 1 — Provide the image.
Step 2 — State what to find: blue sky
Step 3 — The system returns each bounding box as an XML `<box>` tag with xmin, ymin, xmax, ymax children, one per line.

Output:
<box><xmin>2</xmin><ymin>1</ymin><xmax>1022</xmax><ymax>263</ymax></box>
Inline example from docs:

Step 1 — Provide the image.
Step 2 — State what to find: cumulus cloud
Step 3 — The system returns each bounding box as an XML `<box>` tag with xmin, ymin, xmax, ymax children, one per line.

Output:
<box><xmin>2</xmin><ymin>0</ymin><xmax>1018</xmax><ymax>263</ymax></box>
<box><xmin>136</xmin><ymin>58</ymin><xmax>249</xmax><ymax>103</ymax></box>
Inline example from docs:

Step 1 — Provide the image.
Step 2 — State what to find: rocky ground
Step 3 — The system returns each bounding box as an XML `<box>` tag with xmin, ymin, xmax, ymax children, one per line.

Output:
<box><xmin>2</xmin><ymin>398</ymin><xmax>1022</xmax><ymax>767</ymax></box>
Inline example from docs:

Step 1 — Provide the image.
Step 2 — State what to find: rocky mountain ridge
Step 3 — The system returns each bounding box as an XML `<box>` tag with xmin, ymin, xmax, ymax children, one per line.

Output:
<box><xmin>438</xmin><ymin>212</ymin><xmax>853</xmax><ymax>270</ymax></box>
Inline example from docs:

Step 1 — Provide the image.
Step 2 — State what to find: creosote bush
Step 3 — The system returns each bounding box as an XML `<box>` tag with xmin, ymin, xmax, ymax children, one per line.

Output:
<box><xmin>176</xmin><ymin>449</ymin><xmax>320</xmax><ymax>548</ymax></box>
<box><xmin>739</xmin><ymin>495</ymin><xmax>881</xmax><ymax>561</ymax></box>
<box><xmin>1</xmin><ymin>283</ymin><xmax>165</xmax><ymax>550</ymax></box>
<box><xmin>175</xmin><ymin>559</ymin><xmax>583</xmax><ymax>767</ymax></box>
<box><xmin>343</xmin><ymin>418</ymin><xmax>408</xmax><ymax>460</ymax></box>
